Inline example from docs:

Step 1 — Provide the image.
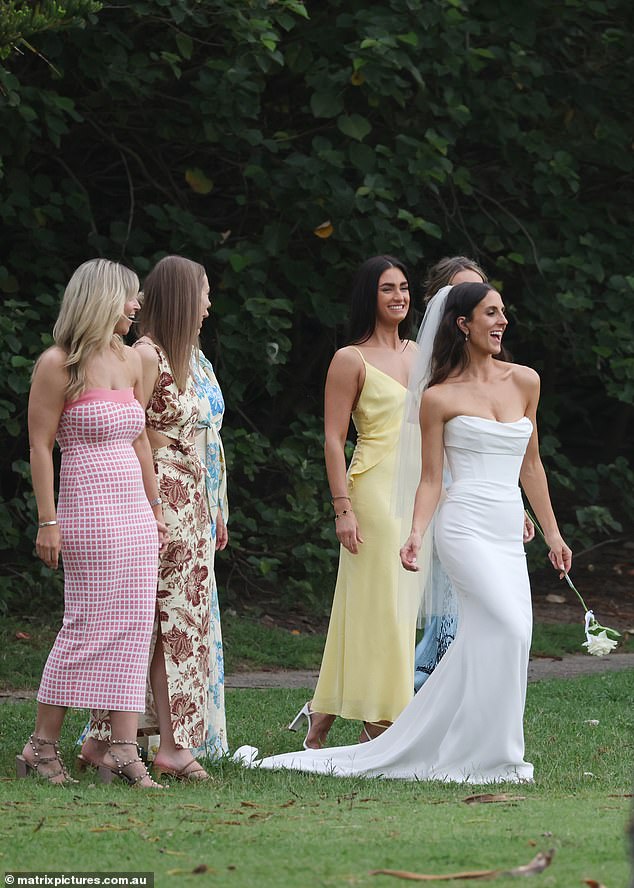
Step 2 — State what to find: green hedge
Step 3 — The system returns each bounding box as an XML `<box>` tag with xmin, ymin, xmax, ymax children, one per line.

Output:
<box><xmin>1</xmin><ymin>0</ymin><xmax>632</xmax><ymax>614</ymax></box>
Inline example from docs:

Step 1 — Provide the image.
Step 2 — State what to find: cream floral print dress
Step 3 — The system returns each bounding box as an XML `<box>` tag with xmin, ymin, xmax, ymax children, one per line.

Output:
<box><xmin>138</xmin><ymin>339</ymin><xmax>211</xmax><ymax>749</ymax></box>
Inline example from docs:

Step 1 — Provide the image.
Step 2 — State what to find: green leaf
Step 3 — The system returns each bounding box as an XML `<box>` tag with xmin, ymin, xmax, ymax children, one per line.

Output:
<box><xmin>310</xmin><ymin>91</ymin><xmax>343</xmax><ymax>119</ymax></box>
<box><xmin>337</xmin><ymin>114</ymin><xmax>372</xmax><ymax>142</ymax></box>
<box><xmin>175</xmin><ymin>33</ymin><xmax>193</xmax><ymax>60</ymax></box>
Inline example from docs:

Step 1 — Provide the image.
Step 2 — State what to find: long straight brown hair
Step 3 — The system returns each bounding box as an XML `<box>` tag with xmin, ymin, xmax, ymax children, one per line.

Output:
<box><xmin>138</xmin><ymin>255</ymin><xmax>205</xmax><ymax>391</ymax></box>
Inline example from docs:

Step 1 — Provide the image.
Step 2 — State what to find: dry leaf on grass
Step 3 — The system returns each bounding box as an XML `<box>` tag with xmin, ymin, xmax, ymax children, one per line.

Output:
<box><xmin>463</xmin><ymin>793</ymin><xmax>526</xmax><ymax>805</ymax></box>
<box><xmin>89</xmin><ymin>825</ymin><xmax>127</xmax><ymax>832</ymax></box>
<box><xmin>167</xmin><ymin>866</ymin><xmax>215</xmax><ymax>877</ymax></box>
<box><xmin>370</xmin><ymin>848</ymin><xmax>555</xmax><ymax>881</ymax></box>
<box><xmin>582</xmin><ymin>881</ymin><xmax>607</xmax><ymax>888</ymax></box>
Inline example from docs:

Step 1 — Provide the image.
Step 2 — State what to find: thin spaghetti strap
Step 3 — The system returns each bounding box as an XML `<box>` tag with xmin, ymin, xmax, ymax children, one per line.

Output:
<box><xmin>348</xmin><ymin>345</ymin><xmax>366</xmax><ymax>364</ymax></box>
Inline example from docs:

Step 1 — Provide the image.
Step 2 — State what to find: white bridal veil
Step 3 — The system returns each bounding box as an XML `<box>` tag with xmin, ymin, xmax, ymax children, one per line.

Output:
<box><xmin>392</xmin><ymin>285</ymin><xmax>458</xmax><ymax>625</ymax></box>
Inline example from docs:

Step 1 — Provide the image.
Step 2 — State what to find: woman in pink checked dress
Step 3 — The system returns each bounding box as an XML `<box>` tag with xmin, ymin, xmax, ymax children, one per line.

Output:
<box><xmin>79</xmin><ymin>256</ymin><xmax>215</xmax><ymax>782</ymax></box>
<box><xmin>17</xmin><ymin>259</ymin><xmax>166</xmax><ymax>787</ymax></box>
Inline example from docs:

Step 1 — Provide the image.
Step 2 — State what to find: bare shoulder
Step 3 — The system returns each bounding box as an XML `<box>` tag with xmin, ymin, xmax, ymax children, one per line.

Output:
<box><xmin>32</xmin><ymin>346</ymin><xmax>68</xmax><ymax>385</ymax></box>
<box><xmin>509</xmin><ymin>362</ymin><xmax>540</xmax><ymax>393</ymax></box>
<box><xmin>403</xmin><ymin>338</ymin><xmax>418</xmax><ymax>354</ymax></box>
<box><xmin>420</xmin><ymin>384</ymin><xmax>449</xmax><ymax>416</ymax></box>
<box><xmin>133</xmin><ymin>338</ymin><xmax>159</xmax><ymax>368</ymax></box>
<box><xmin>35</xmin><ymin>346</ymin><xmax>67</xmax><ymax>372</ymax></box>
<box><xmin>328</xmin><ymin>345</ymin><xmax>364</xmax><ymax>376</ymax></box>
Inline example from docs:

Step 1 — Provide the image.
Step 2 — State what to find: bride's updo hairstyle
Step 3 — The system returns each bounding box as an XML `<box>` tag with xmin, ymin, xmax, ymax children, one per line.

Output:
<box><xmin>347</xmin><ymin>254</ymin><xmax>414</xmax><ymax>345</ymax></box>
<box><xmin>428</xmin><ymin>282</ymin><xmax>510</xmax><ymax>388</ymax></box>
<box><xmin>424</xmin><ymin>256</ymin><xmax>486</xmax><ymax>301</ymax></box>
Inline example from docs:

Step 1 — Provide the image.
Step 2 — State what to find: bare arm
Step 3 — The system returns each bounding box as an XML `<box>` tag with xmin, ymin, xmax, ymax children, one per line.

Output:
<box><xmin>28</xmin><ymin>348</ymin><xmax>67</xmax><ymax>569</ymax></box>
<box><xmin>215</xmin><ymin>510</ymin><xmax>228</xmax><ymax>551</ymax></box>
<box><xmin>519</xmin><ymin>369</ymin><xmax>572</xmax><ymax>575</ymax></box>
<box><xmin>127</xmin><ymin>347</ymin><xmax>168</xmax><ymax>548</ymax></box>
<box><xmin>133</xmin><ymin>340</ymin><xmax>160</xmax><ymax>408</ymax></box>
<box><xmin>400</xmin><ymin>390</ymin><xmax>445</xmax><ymax>571</ymax></box>
<box><xmin>324</xmin><ymin>348</ymin><xmax>364</xmax><ymax>554</ymax></box>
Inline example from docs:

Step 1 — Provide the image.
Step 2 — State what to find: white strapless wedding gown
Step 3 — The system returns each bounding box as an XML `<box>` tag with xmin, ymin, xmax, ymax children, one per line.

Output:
<box><xmin>235</xmin><ymin>416</ymin><xmax>535</xmax><ymax>783</ymax></box>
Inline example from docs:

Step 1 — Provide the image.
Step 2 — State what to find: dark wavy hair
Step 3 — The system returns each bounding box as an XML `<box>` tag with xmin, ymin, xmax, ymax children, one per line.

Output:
<box><xmin>428</xmin><ymin>282</ymin><xmax>510</xmax><ymax>387</ymax></box>
<box><xmin>347</xmin><ymin>255</ymin><xmax>413</xmax><ymax>344</ymax></box>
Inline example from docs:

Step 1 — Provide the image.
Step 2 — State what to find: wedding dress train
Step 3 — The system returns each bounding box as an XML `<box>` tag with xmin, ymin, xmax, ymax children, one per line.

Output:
<box><xmin>235</xmin><ymin>416</ymin><xmax>535</xmax><ymax>783</ymax></box>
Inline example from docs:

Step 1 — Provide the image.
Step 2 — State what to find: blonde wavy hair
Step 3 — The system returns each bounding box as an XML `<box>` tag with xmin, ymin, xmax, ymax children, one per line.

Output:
<box><xmin>52</xmin><ymin>258</ymin><xmax>139</xmax><ymax>401</ymax></box>
<box><xmin>137</xmin><ymin>255</ymin><xmax>206</xmax><ymax>392</ymax></box>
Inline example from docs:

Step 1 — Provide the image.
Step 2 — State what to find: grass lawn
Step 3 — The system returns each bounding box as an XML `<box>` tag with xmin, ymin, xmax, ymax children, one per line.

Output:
<box><xmin>1</xmin><ymin>671</ymin><xmax>632</xmax><ymax>888</ymax></box>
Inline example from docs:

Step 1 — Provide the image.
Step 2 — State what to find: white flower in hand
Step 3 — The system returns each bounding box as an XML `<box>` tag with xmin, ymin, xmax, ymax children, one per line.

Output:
<box><xmin>583</xmin><ymin>629</ymin><xmax>619</xmax><ymax>657</ymax></box>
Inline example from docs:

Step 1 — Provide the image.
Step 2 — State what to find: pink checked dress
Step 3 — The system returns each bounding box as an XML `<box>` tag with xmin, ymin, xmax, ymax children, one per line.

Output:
<box><xmin>37</xmin><ymin>388</ymin><xmax>158</xmax><ymax>711</ymax></box>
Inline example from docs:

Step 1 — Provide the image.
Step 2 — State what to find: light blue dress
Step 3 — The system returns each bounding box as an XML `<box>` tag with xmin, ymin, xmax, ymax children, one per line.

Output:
<box><xmin>414</xmin><ymin>470</ymin><xmax>458</xmax><ymax>692</ymax></box>
<box><xmin>414</xmin><ymin>613</ymin><xmax>457</xmax><ymax>691</ymax></box>
<box><xmin>192</xmin><ymin>350</ymin><xmax>229</xmax><ymax>758</ymax></box>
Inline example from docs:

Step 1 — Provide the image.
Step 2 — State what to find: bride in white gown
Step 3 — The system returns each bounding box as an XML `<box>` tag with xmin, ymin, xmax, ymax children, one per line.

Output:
<box><xmin>234</xmin><ymin>282</ymin><xmax>571</xmax><ymax>783</ymax></box>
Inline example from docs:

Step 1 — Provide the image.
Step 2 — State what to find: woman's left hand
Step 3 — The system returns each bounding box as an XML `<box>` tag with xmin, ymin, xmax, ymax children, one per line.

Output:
<box><xmin>522</xmin><ymin>513</ymin><xmax>535</xmax><ymax>543</ymax></box>
<box><xmin>400</xmin><ymin>531</ymin><xmax>422</xmax><ymax>572</ymax></box>
<box><xmin>152</xmin><ymin>506</ymin><xmax>169</xmax><ymax>550</ymax></box>
<box><xmin>545</xmin><ymin>532</ymin><xmax>572</xmax><ymax>578</ymax></box>
<box><xmin>216</xmin><ymin>512</ymin><xmax>228</xmax><ymax>551</ymax></box>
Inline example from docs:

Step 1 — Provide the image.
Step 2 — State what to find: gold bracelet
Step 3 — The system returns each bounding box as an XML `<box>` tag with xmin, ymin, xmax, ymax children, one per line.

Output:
<box><xmin>330</xmin><ymin>495</ymin><xmax>351</xmax><ymax>504</ymax></box>
<box><xmin>334</xmin><ymin>508</ymin><xmax>353</xmax><ymax>521</ymax></box>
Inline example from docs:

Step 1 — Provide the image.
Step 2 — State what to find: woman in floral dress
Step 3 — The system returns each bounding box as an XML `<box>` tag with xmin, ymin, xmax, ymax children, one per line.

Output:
<box><xmin>132</xmin><ymin>255</ymin><xmax>214</xmax><ymax>781</ymax></box>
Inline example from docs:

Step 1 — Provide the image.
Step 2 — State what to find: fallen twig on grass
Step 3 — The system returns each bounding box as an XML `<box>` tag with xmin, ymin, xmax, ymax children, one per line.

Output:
<box><xmin>370</xmin><ymin>848</ymin><xmax>555</xmax><ymax>881</ymax></box>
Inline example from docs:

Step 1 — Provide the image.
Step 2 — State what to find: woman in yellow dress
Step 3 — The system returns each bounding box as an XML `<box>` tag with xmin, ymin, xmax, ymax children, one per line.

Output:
<box><xmin>289</xmin><ymin>255</ymin><xmax>418</xmax><ymax>748</ymax></box>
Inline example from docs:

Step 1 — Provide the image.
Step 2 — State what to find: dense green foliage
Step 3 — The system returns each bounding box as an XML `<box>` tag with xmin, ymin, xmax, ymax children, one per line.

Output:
<box><xmin>1</xmin><ymin>0</ymin><xmax>632</xmax><ymax>613</ymax></box>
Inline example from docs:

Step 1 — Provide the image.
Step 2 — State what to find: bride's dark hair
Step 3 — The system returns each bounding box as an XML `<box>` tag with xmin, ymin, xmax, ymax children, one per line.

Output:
<box><xmin>428</xmin><ymin>282</ymin><xmax>510</xmax><ymax>387</ymax></box>
<box><xmin>347</xmin><ymin>254</ymin><xmax>413</xmax><ymax>345</ymax></box>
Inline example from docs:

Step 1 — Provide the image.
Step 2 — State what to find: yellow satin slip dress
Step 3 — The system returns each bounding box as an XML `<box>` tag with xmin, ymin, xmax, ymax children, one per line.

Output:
<box><xmin>312</xmin><ymin>348</ymin><xmax>416</xmax><ymax>723</ymax></box>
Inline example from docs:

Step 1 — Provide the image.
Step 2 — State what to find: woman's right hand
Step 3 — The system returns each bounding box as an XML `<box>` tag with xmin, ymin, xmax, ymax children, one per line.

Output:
<box><xmin>400</xmin><ymin>531</ymin><xmax>422</xmax><ymax>572</ymax></box>
<box><xmin>336</xmin><ymin>510</ymin><xmax>364</xmax><ymax>554</ymax></box>
<box><xmin>36</xmin><ymin>525</ymin><xmax>62</xmax><ymax>570</ymax></box>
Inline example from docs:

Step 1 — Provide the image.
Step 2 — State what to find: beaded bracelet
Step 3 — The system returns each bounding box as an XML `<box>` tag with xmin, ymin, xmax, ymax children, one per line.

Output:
<box><xmin>334</xmin><ymin>508</ymin><xmax>353</xmax><ymax>521</ymax></box>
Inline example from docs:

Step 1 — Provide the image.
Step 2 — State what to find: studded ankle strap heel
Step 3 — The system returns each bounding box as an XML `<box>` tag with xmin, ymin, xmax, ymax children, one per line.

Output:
<box><xmin>98</xmin><ymin>740</ymin><xmax>164</xmax><ymax>788</ymax></box>
<box><xmin>16</xmin><ymin>733</ymin><xmax>78</xmax><ymax>784</ymax></box>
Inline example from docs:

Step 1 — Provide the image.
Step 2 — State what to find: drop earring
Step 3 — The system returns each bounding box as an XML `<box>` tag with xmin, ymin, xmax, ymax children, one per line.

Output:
<box><xmin>464</xmin><ymin>331</ymin><xmax>469</xmax><ymax>341</ymax></box>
